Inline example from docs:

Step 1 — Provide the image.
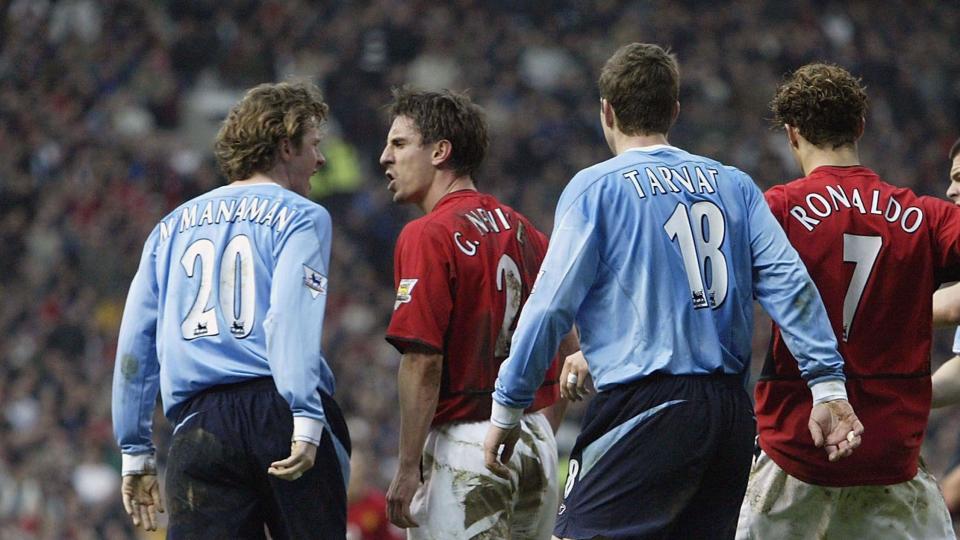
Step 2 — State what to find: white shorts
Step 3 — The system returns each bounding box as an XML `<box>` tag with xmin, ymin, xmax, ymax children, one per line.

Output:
<box><xmin>408</xmin><ymin>413</ymin><xmax>558</xmax><ymax>540</ymax></box>
<box><xmin>736</xmin><ymin>450</ymin><xmax>955</xmax><ymax>540</ymax></box>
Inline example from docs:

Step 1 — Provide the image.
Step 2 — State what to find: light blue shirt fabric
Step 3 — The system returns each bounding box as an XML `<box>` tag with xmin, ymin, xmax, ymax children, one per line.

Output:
<box><xmin>112</xmin><ymin>183</ymin><xmax>335</xmax><ymax>456</ymax></box>
<box><xmin>494</xmin><ymin>145</ymin><xmax>845</xmax><ymax>409</ymax></box>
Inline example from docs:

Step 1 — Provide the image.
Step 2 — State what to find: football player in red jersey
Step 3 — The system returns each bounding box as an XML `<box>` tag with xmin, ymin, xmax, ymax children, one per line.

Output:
<box><xmin>379</xmin><ymin>88</ymin><xmax>577</xmax><ymax>539</ymax></box>
<box><xmin>928</xmin><ymin>137</ymin><xmax>960</xmax><ymax>517</ymax></box>
<box><xmin>737</xmin><ymin>64</ymin><xmax>956</xmax><ymax>538</ymax></box>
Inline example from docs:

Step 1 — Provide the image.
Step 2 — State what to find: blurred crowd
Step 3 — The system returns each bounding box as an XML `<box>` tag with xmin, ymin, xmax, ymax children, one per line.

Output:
<box><xmin>1</xmin><ymin>0</ymin><xmax>959</xmax><ymax>537</ymax></box>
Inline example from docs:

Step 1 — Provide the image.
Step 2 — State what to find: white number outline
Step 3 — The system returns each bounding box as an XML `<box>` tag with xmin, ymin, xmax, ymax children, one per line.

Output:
<box><xmin>180</xmin><ymin>235</ymin><xmax>257</xmax><ymax>340</ymax></box>
<box><xmin>494</xmin><ymin>253</ymin><xmax>522</xmax><ymax>358</ymax></box>
<box><xmin>663</xmin><ymin>201</ymin><xmax>729</xmax><ymax>309</ymax></box>
<box><xmin>841</xmin><ymin>234</ymin><xmax>882</xmax><ymax>342</ymax></box>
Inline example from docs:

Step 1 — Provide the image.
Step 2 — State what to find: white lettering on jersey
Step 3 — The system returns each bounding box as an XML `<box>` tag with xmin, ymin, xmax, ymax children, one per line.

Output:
<box><xmin>454</xmin><ymin>232</ymin><xmax>479</xmax><ymax>256</ymax></box>
<box><xmin>788</xmin><ymin>186</ymin><xmax>923</xmax><ymax>234</ymax></box>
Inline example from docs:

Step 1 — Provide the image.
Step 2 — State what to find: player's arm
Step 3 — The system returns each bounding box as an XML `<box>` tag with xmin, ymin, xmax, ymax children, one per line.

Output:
<box><xmin>540</xmin><ymin>326</ymin><xmax>581</xmax><ymax>432</ymax></box>
<box><xmin>487</xmin><ymin>179</ymin><xmax>601</xmax><ymax>476</ymax></box>
<box><xmin>264</xmin><ymin>208</ymin><xmax>333</xmax><ymax>480</ymax></box>
<box><xmin>383</xmin><ymin>222</ymin><xmax>453</xmax><ymax>528</ymax></box>
<box><xmin>386</xmin><ymin>342</ymin><xmax>442</xmax><ymax>528</ymax></box>
<box><xmin>752</xmin><ymin>179</ymin><xmax>864</xmax><ymax>461</ymax></box>
<box><xmin>933</xmin><ymin>351</ymin><xmax>960</xmax><ymax>408</ymax></box>
<box><xmin>111</xmin><ymin>226</ymin><xmax>164</xmax><ymax>530</ymax></box>
<box><xmin>934</xmin><ymin>283</ymin><xmax>960</xmax><ymax>327</ymax></box>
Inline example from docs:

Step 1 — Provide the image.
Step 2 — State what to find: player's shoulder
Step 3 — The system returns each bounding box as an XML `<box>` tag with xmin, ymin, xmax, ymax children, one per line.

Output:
<box><xmin>396</xmin><ymin>208</ymin><xmax>450</xmax><ymax>247</ymax></box>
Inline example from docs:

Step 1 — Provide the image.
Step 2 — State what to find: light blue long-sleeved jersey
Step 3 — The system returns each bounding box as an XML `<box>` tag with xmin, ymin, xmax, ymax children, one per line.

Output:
<box><xmin>112</xmin><ymin>183</ymin><xmax>335</xmax><ymax>457</ymax></box>
<box><xmin>494</xmin><ymin>145</ymin><xmax>845</xmax><ymax>409</ymax></box>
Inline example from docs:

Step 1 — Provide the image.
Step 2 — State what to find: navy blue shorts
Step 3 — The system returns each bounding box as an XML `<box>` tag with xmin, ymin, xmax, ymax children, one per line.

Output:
<box><xmin>165</xmin><ymin>377</ymin><xmax>351</xmax><ymax>540</ymax></box>
<box><xmin>554</xmin><ymin>374</ymin><xmax>755</xmax><ymax>540</ymax></box>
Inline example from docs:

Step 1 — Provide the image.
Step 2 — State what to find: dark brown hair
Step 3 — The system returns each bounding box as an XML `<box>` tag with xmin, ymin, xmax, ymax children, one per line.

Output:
<box><xmin>598</xmin><ymin>43</ymin><xmax>679</xmax><ymax>135</ymax></box>
<box><xmin>949</xmin><ymin>138</ymin><xmax>960</xmax><ymax>160</ymax></box>
<box><xmin>771</xmin><ymin>63</ymin><xmax>867</xmax><ymax>149</ymax></box>
<box><xmin>214</xmin><ymin>81</ymin><xmax>328</xmax><ymax>182</ymax></box>
<box><xmin>387</xmin><ymin>87</ymin><xmax>488</xmax><ymax>178</ymax></box>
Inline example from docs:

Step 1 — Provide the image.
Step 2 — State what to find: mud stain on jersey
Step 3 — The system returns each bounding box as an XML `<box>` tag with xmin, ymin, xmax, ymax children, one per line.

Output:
<box><xmin>121</xmin><ymin>354</ymin><xmax>139</xmax><ymax>381</ymax></box>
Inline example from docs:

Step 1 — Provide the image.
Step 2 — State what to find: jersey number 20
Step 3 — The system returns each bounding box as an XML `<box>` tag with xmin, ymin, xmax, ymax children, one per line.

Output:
<box><xmin>180</xmin><ymin>236</ymin><xmax>256</xmax><ymax>340</ymax></box>
<box><xmin>664</xmin><ymin>201</ymin><xmax>728</xmax><ymax>309</ymax></box>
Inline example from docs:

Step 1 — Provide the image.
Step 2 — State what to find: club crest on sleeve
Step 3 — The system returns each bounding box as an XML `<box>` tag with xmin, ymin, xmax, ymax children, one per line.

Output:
<box><xmin>394</xmin><ymin>278</ymin><xmax>418</xmax><ymax>310</ymax></box>
<box><xmin>303</xmin><ymin>265</ymin><xmax>327</xmax><ymax>298</ymax></box>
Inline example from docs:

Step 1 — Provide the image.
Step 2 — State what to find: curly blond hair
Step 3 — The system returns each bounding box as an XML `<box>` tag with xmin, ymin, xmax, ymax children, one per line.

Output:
<box><xmin>214</xmin><ymin>81</ymin><xmax>328</xmax><ymax>182</ymax></box>
<box><xmin>771</xmin><ymin>63</ymin><xmax>867</xmax><ymax>149</ymax></box>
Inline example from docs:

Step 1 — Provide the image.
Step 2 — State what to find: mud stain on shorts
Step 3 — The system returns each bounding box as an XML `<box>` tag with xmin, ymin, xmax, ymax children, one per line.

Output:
<box><xmin>462</xmin><ymin>472</ymin><xmax>512</xmax><ymax>531</ymax></box>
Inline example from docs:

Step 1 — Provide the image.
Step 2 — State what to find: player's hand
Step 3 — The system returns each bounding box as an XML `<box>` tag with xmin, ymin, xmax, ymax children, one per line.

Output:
<box><xmin>268</xmin><ymin>440</ymin><xmax>318</xmax><ymax>481</ymax></box>
<box><xmin>121</xmin><ymin>474</ymin><xmax>165</xmax><ymax>531</ymax></box>
<box><xmin>386</xmin><ymin>466</ymin><xmax>420</xmax><ymax>528</ymax></box>
<box><xmin>808</xmin><ymin>399</ymin><xmax>865</xmax><ymax>462</ymax></box>
<box><xmin>560</xmin><ymin>350</ymin><xmax>593</xmax><ymax>401</ymax></box>
<box><xmin>483</xmin><ymin>424</ymin><xmax>520</xmax><ymax>480</ymax></box>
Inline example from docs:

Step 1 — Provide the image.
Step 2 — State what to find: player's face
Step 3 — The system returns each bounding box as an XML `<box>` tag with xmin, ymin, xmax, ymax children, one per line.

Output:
<box><xmin>288</xmin><ymin>126</ymin><xmax>324</xmax><ymax>196</ymax></box>
<box><xmin>947</xmin><ymin>154</ymin><xmax>960</xmax><ymax>206</ymax></box>
<box><xmin>380</xmin><ymin>116</ymin><xmax>435</xmax><ymax>205</ymax></box>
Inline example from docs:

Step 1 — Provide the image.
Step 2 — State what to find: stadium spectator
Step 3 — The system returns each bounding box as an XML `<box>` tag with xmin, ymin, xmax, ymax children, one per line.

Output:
<box><xmin>111</xmin><ymin>81</ymin><xmax>351</xmax><ymax>537</ymax></box>
<box><xmin>737</xmin><ymin>63</ymin><xmax>955</xmax><ymax>538</ymax></box>
<box><xmin>381</xmin><ymin>88</ymin><xmax>576</xmax><ymax>538</ymax></box>
<box><xmin>485</xmin><ymin>42</ymin><xmax>861</xmax><ymax>540</ymax></box>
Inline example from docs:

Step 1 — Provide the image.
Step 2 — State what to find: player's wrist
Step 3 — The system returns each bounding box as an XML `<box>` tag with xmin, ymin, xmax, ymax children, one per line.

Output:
<box><xmin>490</xmin><ymin>401</ymin><xmax>524</xmax><ymax>429</ymax></box>
<box><xmin>810</xmin><ymin>379</ymin><xmax>848</xmax><ymax>405</ymax></box>
<box><xmin>122</xmin><ymin>453</ymin><xmax>157</xmax><ymax>476</ymax></box>
<box><xmin>292</xmin><ymin>416</ymin><xmax>325</xmax><ymax>446</ymax></box>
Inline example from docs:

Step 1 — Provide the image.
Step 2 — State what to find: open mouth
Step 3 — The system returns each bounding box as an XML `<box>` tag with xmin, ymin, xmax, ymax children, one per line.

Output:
<box><xmin>385</xmin><ymin>171</ymin><xmax>396</xmax><ymax>191</ymax></box>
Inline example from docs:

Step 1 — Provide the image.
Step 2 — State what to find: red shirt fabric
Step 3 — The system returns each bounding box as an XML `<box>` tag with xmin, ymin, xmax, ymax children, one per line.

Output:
<box><xmin>386</xmin><ymin>190</ymin><xmax>559</xmax><ymax>425</ymax></box>
<box><xmin>757</xmin><ymin>165</ymin><xmax>960</xmax><ymax>486</ymax></box>
<box><xmin>347</xmin><ymin>489</ymin><xmax>403</xmax><ymax>540</ymax></box>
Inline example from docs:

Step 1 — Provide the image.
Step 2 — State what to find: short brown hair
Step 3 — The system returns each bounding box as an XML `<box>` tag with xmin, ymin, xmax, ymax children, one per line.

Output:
<box><xmin>598</xmin><ymin>43</ymin><xmax>679</xmax><ymax>136</ymax></box>
<box><xmin>214</xmin><ymin>81</ymin><xmax>328</xmax><ymax>182</ymax></box>
<box><xmin>949</xmin><ymin>138</ymin><xmax>960</xmax><ymax>160</ymax></box>
<box><xmin>771</xmin><ymin>63</ymin><xmax>867</xmax><ymax>149</ymax></box>
<box><xmin>387</xmin><ymin>87</ymin><xmax>488</xmax><ymax>178</ymax></box>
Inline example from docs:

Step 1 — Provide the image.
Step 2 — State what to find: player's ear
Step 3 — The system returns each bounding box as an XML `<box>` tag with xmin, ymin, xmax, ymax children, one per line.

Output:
<box><xmin>856</xmin><ymin>117</ymin><xmax>865</xmax><ymax>139</ymax></box>
<box><xmin>278</xmin><ymin>137</ymin><xmax>293</xmax><ymax>160</ymax></box>
<box><xmin>431</xmin><ymin>140</ymin><xmax>452</xmax><ymax>168</ymax></box>
<box><xmin>785</xmin><ymin>124</ymin><xmax>800</xmax><ymax>149</ymax></box>
<box><xmin>601</xmin><ymin>98</ymin><xmax>616</xmax><ymax>130</ymax></box>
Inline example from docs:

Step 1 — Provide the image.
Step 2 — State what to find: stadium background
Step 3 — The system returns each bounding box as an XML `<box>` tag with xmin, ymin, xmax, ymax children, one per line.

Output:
<box><xmin>1</xmin><ymin>0</ymin><xmax>959</xmax><ymax>537</ymax></box>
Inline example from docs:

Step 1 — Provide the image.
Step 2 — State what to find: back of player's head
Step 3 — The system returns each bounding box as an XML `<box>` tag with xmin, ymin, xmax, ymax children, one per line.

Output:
<box><xmin>949</xmin><ymin>138</ymin><xmax>960</xmax><ymax>160</ymax></box>
<box><xmin>387</xmin><ymin>87</ymin><xmax>488</xmax><ymax>179</ymax></box>
<box><xmin>771</xmin><ymin>63</ymin><xmax>867</xmax><ymax>149</ymax></box>
<box><xmin>598</xmin><ymin>43</ymin><xmax>679</xmax><ymax>136</ymax></box>
<box><xmin>214</xmin><ymin>81</ymin><xmax>328</xmax><ymax>182</ymax></box>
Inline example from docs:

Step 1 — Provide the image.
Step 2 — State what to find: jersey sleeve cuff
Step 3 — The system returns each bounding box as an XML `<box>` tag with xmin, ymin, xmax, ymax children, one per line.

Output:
<box><xmin>490</xmin><ymin>401</ymin><xmax>524</xmax><ymax>429</ymax></box>
<box><xmin>292</xmin><ymin>416</ymin><xmax>325</xmax><ymax>445</ymax></box>
<box><xmin>810</xmin><ymin>380</ymin><xmax>848</xmax><ymax>405</ymax></box>
<box><xmin>121</xmin><ymin>453</ymin><xmax>157</xmax><ymax>476</ymax></box>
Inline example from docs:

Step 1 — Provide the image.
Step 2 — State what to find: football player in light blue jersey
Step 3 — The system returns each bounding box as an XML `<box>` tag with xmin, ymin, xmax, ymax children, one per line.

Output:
<box><xmin>112</xmin><ymin>81</ymin><xmax>351</xmax><ymax>538</ymax></box>
<box><xmin>484</xmin><ymin>43</ymin><xmax>863</xmax><ymax>540</ymax></box>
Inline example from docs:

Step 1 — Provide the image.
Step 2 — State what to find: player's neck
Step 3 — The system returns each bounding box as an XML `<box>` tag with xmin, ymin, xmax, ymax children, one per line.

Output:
<box><xmin>799</xmin><ymin>144</ymin><xmax>861</xmax><ymax>176</ymax></box>
<box><xmin>420</xmin><ymin>174</ymin><xmax>476</xmax><ymax>214</ymax></box>
<box><xmin>612</xmin><ymin>132</ymin><xmax>670</xmax><ymax>155</ymax></box>
<box><xmin>232</xmin><ymin>172</ymin><xmax>282</xmax><ymax>188</ymax></box>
